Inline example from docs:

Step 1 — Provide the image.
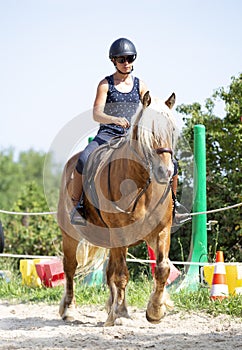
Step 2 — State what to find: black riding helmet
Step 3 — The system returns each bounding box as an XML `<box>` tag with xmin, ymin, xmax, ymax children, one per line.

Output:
<box><xmin>109</xmin><ymin>38</ymin><xmax>137</xmax><ymax>74</ymax></box>
<box><xmin>109</xmin><ymin>38</ymin><xmax>137</xmax><ymax>58</ymax></box>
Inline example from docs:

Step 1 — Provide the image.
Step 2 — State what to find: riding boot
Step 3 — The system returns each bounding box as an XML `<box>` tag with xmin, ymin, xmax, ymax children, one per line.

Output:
<box><xmin>171</xmin><ymin>174</ymin><xmax>191</xmax><ymax>227</ymax></box>
<box><xmin>70</xmin><ymin>169</ymin><xmax>86</xmax><ymax>226</ymax></box>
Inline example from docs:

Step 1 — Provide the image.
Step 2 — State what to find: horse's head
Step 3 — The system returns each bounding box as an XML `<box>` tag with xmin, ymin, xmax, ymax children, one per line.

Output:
<box><xmin>130</xmin><ymin>91</ymin><xmax>178</xmax><ymax>183</ymax></box>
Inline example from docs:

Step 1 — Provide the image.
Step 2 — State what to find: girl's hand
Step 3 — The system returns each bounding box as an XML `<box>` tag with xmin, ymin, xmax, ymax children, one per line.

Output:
<box><xmin>115</xmin><ymin>117</ymin><xmax>130</xmax><ymax>128</ymax></box>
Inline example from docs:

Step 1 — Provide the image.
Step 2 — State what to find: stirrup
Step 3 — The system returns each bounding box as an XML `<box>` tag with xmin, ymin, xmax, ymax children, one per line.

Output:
<box><xmin>173</xmin><ymin>212</ymin><xmax>192</xmax><ymax>226</ymax></box>
<box><xmin>172</xmin><ymin>200</ymin><xmax>191</xmax><ymax>227</ymax></box>
<box><xmin>70</xmin><ymin>199</ymin><xmax>86</xmax><ymax>226</ymax></box>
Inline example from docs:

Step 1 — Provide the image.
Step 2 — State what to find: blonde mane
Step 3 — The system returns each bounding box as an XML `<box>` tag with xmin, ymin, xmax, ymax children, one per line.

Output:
<box><xmin>129</xmin><ymin>97</ymin><xmax>178</xmax><ymax>155</ymax></box>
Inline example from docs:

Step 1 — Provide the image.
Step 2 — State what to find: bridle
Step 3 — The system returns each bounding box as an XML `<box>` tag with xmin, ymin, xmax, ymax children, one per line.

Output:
<box><xmin>155</xmin><ymin>147</ymin><xmax>173</xmax><ymax>156</ymax></box>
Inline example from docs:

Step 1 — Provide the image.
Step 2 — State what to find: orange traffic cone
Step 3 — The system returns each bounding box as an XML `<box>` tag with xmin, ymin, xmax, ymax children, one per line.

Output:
<box><xmin>210</xmin><ymin>251</ymin><xmax>229</xmax><ymax>300</ymax></box>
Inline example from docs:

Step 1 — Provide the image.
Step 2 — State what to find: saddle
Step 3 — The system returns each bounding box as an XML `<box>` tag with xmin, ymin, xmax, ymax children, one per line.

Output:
<box><xmin>83</xmin><ymin>135</ymin><xmax>127</xmax><ymax>211</ymax></box>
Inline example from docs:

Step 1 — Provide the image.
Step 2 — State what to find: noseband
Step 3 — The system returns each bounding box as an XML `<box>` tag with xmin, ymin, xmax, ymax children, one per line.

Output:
<box><xmin>155</xmin><ymin>147</ymin><xmax>173</xmax><ymax>156</ymax></box>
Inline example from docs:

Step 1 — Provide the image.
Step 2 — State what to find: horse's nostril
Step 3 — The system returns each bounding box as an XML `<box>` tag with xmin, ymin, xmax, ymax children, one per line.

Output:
<box><xmin>157</xmin><ymin>166</ymin><xmax>165</xmax><ymax>178</ymax></box>
<box><xmin>153</xmin><ymin>165</ymin><xmax>172</xmax><ymax>184</ymax></box>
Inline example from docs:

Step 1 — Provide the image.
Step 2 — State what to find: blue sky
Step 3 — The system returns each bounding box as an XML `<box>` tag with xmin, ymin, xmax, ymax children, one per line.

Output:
<box><xmin>0</xmin><ymin>0</ymin><xmax>241</xmax><ymax>156</ymax></box>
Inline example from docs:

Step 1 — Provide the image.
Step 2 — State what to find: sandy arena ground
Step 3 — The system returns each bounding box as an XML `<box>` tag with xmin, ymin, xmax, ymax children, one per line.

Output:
<box><xmin>0</xmin><ymin>302</ymin><xmax>241</xmax><ymax>349</ymax></box>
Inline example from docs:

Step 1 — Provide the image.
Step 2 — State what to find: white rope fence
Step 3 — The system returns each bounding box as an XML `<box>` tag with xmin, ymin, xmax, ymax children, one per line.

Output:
<box><xmin>0</xmin><ymin>253</ymin><xmax>58</xmax><ymax>259</ymax></box>
<box><xmin>0</xmin><ymin>209</ymin><xmax>57</xmax><ymax>216</ymax></box>
<box><xmin>188</xmin><ymin>202</ymin><xmax>242</xmax><ymax>216</ymax></box>
<box><xmin>0</xmin><ymin>253</ymin><xmax>241</xmax><ymax>267</ymax></box>
<box><xmin>0</xmin><ymin>202</ymin><xmax>241</xmax><ymax>217</ymax></box>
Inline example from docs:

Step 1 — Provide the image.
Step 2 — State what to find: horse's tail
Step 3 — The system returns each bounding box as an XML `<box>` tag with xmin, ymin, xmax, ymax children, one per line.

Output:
<box><xmin>63</xmin><ymin>153</ymin><xmax>80</xmax><ymax>192</ymax></box>
<box><xmin>75</xmin><ymin>239</ymin><xmax>108</xmax><ymax>279</ymax></box>
<box><xmin>57</xmin><ymin>153</ymin><xmax>79</xmax><ymax>230</ymax></box>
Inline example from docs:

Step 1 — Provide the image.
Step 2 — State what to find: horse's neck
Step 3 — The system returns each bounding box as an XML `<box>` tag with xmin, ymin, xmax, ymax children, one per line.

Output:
<box><xmin>122</xmin><ymin>141</ymin><xmax>150</xmax><ymax>181</ymax></box>
<box><xmin>128</xmin><ymin>137</ymin><xmax>149</xmax><ymax>165</ymax></box>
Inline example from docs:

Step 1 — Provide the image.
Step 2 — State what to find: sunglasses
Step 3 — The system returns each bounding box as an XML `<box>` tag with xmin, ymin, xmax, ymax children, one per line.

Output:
<box><xmin>115</xmin><ymin>55</ymin><xmax>136</xmax><ymax>64</ymax></box>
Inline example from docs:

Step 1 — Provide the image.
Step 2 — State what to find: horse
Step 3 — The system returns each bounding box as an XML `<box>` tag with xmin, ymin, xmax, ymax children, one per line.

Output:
<box><xmin>57</xmin><ymin>91</ymin><xmax>178</xmax><ymax>326</ymax></box>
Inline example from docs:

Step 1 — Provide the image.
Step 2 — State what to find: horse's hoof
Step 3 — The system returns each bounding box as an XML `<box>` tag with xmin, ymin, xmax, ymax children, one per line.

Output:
<box><xmin>146</xmin><ymin>303</ymin><xmax>167</xmax><ymax>324</ymax></box>
<box><xmin>62</xmin><ymin>314</ymin><xmax>76</xmax><ymax>322</ymax></box>
<box><xmin>60</xmin><ymin>304</ymin><xmax>77</xmax><ymax>322</ymax></box>
<box><xmin>146</xmin><ymin>310</ymin><xmax>162</xmax><ymax>324</ymax></box>
<box><xmin>104</xmin><ymin>319</ymin><xmax>115</xmax><ymax>327</ymax></box>
<box><xmin>114</xmin><ymin>316</ymin><xmax>132</xmax><ymax>326</ymax></box>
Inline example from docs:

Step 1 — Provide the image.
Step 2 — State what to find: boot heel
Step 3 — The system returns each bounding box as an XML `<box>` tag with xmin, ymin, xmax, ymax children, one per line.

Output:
<box><xmin>70</xmin><ymin>206</ymin><xmax>86</xmax><ymax>226</ymax></box>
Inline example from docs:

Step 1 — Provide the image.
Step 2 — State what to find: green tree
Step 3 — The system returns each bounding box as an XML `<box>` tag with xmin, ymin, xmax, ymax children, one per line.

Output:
<box><xmin>0</xmin><ymin>149</ymin><xmax>23</xmax><ymax>210</ymax></box>
<box><xmin>18</xmin><ymin>149</ymin><xmax>47</xmax><ymax>186</ymax></box>
<box><xmin>0</xmin><ymin>149</ymin><xmax>62</xmax><ymax>256</ymax></box>
<box><xmin>0</xmin><ymin>149</ymin><xmax>47</xmax><ymax>210</ymax></box>
<box><xmin>171</xmin><ymin>73</ymin><xmax>242</xmax><ymax>262</ymax></box>
<box><xmin>3</xmin><ymin>181</ymin><xmax>61</xmax><ymax>256</ymax></box>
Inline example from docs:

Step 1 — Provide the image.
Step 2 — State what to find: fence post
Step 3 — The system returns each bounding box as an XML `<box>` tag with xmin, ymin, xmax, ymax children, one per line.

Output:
<box><xmin>177</xmin><ymin>124</ymin><xmax>208</xmax><ymax>290</ymax></box>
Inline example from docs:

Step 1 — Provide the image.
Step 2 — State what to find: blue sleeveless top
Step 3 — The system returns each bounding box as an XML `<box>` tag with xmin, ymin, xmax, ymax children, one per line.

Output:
<box><xmin>97</xmin><ymin>74</ymin><xmax>140</xmax><ymax>138</ymax></box>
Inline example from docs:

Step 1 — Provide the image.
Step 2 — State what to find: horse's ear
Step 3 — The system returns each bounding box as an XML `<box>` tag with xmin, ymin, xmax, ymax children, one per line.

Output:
<box><xmin>165</xmin><ymin>93</ymin><xmax>176</xmax><ymax>109</ymax></box>
<box><xmin>142</xmin><ymin>91</ymin><xmax>151</xmax><ymax>108</ymax></box>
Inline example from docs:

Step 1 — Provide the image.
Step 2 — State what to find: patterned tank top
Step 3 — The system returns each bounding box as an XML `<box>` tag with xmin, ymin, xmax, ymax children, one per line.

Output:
<box><xmin>99</xmin><ymin>74</ymin><xmax>140</xmax><ymax>136</ymax></box>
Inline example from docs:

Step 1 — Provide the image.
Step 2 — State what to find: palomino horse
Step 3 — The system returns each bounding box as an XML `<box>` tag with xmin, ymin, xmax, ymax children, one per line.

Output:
<box><xmin>58</xmin><ymin>91</ymin><xmax>178</xmax><ymax>326</ymax></box>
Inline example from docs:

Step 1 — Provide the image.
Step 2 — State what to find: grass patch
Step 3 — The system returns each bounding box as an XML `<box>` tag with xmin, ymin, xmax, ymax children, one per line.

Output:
<box><xmin>171</xmin><ymin>287</ymin><xmax>242</xmax><ymax>318</ymax></box>
<box><xmin>0</xmin><ymin>262</ymin><xmax>241</xmax><ymax>318</ymax></box>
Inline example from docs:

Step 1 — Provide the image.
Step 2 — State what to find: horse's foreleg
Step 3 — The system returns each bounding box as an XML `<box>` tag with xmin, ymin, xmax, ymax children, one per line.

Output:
<box><xmin>104</xmin><ymin>247</ymin><xmax>130</xmax><ymax>326</ymax></box>
<box><xmin>146</xmin><ymin>230</ymin><xmax>173</xmax><ymax>324</ymax></box>
<box><xmin>59</xmin><ymin>230</ymin><xmax>78</xmax><ymax>322</ymax></box>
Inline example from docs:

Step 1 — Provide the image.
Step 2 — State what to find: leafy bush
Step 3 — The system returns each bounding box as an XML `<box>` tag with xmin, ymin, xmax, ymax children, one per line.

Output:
<box><xmin>3</xmin><ymin>181</ymin><xmax>61</xmax><ymax>256</ymax></box>
<box><xmin>171</xmin><ymin>73</ymin><xmax>242</xmax><ymax>262</ymax></box>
